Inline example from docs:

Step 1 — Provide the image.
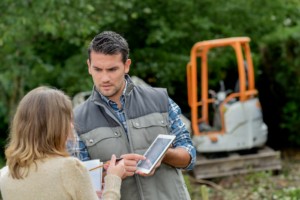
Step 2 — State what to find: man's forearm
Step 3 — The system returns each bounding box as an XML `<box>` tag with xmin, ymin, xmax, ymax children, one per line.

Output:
<box><xmin>162</xmin><ymin>147</ymin><xmax>191</xmax><ymax>168</ymax></box>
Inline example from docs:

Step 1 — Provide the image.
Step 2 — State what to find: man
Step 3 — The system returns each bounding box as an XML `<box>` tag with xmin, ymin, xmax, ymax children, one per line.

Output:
<box><xmin>73</xmin><ymin>31</ymin><xmax>196</xmax><ymax>200</ymax></box>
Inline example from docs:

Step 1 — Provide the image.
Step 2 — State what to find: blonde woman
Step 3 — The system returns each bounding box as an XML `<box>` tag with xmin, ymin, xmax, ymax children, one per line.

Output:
<box><xmin>0</xmin><ymin>86</ymin><xmax>125</xmax><ymax>200</ymax></box>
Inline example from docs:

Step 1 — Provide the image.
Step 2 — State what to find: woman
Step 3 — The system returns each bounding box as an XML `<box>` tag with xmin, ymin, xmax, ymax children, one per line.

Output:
<box><xmin>0</xmin><ymin>86</ymin><xmax>124</xmax><ymax>200</ymax></box>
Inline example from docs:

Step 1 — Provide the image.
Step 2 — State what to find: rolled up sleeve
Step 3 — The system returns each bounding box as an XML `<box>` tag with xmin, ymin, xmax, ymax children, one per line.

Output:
<box><xmin>168</xmin><ymin>98</ymin><xmax>196</xmax><ymax>170</ymax></box>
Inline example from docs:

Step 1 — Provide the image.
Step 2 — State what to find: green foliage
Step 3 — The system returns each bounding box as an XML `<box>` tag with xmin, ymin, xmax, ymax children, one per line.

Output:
<box><xmin>274</xmin><ymin>187</ymin><xmax>300</xmax><ymax>200</ymax></box>
<box><xmin>1</xmin><ymin>0</ymin><xmax>300</xmax><ymax>148</ymax></box>
<box><xmin>0</xmin><ymin>156</ymin><xmax>5</xmax><ymax>168</ymax></box>
<box><xmin>241</xmin><ymin>171</ymin><xmax>300</xmax><ymax>199</ymax></box>
<box><xmin>186</xmin><ymin>168</ymin><xmax>300</xmax><ymax>200</ymax></box>
<box><xmin>260</xmin><ymin>24</ymin><xmax>300</xmax><ymax>145</ymax></box>
<box><xmin>0</xmin><ymin>0</ymin><xmax>97</xmax><ymax>136</ymax></box>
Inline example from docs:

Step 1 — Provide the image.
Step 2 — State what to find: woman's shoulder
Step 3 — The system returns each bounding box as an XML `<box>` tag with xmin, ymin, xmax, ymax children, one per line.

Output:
<box><xmin>42</xmin><ymin>156</ymin><xmax>84</xmax><ymax>171</ymax></box>
<box><xmin>58</xmin><ymin>157</ymin><xmax>88</xmax><ymax>176</ymax></box>
<box><xmin>58</xmin><ymin>157</ymin><xmax>85</xmax><ymax>170</ymax></box>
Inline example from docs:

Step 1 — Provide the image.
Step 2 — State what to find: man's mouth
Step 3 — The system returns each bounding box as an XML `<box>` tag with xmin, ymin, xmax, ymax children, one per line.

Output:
<box><xmin>101</xmin><ymin>85</ymin><xmax>111</xmax><ymax>89</ymax></box>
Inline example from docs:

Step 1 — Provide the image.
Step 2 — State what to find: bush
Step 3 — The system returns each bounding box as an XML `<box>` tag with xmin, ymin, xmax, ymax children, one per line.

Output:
<box><xmin>1</xmin><ymin>0</ymin><xmax>300</xmax><ymax>149</ymax></box>
<box><xmin>260</xmin><ymin>25</ymin><xmax>300</xmax><ymax>146</ymax></box>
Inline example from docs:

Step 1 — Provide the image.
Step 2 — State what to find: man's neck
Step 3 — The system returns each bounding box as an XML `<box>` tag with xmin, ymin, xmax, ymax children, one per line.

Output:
<box><xmin>108</xmin><ymin>79</ymin><xmax>127</xmax><ymax>108</ymax></box>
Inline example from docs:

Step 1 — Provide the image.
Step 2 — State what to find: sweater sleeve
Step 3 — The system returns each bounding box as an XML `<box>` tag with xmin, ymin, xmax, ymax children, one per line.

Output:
<box><xmin>61</xmin><ymin>157</ymin><xmax>98</xmax><ymax>200</ymax></box>
<box><xmin>102</xmin><ymin>174</ymin><xmax>121</xmax><ymax>200</ymax></box>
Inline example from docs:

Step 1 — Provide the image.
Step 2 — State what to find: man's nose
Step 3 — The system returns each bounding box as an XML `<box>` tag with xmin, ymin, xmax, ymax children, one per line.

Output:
<box><xmin>100</xmin><ymin>72</ymin><xmax>110</xmax><ymax>82</ymax></box>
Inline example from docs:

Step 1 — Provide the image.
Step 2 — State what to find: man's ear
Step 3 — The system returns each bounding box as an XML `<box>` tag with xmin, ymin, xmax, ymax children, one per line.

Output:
<box><xmin>125</xmin><ymin>59</ymin><xmax>131</xmax><ymax>74</ymax></box>
<box><xmin>87</xmin><ymin>59</ymin><xmax>91</xmax><ymax>74</ymax></box>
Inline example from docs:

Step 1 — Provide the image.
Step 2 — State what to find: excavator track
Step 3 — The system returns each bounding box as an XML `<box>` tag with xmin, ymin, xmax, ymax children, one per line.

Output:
<box><xmin>191</xmin><ymin>146</ymin><xmax>281</xmax><ymax>179</ymax></box>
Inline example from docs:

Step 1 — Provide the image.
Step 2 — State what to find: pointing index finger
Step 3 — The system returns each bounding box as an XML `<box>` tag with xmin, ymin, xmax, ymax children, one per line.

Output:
<box><xmin>121</xmin><ymin>153</ymin><xmax>146</xmax><ymax>161</ymax></box>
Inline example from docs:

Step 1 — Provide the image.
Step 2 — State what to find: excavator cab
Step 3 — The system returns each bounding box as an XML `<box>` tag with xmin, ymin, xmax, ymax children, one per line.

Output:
<box><xmin>187</xmin><ymin>37</ymin><xmax>268</xmax><ymax>153</ymax></box>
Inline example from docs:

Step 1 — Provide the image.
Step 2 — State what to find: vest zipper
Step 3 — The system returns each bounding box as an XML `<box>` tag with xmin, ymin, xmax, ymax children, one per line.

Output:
<box><xmin>123</xmin><ymin>95</ymin><xmax>145</xmax><ymax>200</ymax></box>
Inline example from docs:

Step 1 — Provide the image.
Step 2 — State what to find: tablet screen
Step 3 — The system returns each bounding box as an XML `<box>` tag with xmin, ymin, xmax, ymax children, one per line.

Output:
<box><xmin>137</xmin><ymin>137</ymin><xmax>173</xmax><ymax>170</ymax></box>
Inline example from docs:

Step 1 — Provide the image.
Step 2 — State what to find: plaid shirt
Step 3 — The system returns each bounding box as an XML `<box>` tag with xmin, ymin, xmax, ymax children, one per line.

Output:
<box><xmin>70</xmin><ymin>85</ymin><xmax>196</xmax><ymax>170</ymax></box>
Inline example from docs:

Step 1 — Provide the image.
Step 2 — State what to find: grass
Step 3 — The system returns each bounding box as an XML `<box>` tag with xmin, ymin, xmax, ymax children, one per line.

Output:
<box><xmin>185</xmin><ymin>156</ymin><xmax>300</xmax><ymax>200</ymax></box>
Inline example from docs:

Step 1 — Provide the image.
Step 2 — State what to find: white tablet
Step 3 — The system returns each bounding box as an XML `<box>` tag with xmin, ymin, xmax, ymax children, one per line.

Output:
<box><xmin>136</xmin><ymin>134</ymin><xmax>176</xmax><ymax>174</ymax></box>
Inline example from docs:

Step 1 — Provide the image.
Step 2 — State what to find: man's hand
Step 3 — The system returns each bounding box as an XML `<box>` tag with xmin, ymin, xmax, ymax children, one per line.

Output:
<box><xmin>120</xmin><ymin>153</ymin><xmax>145</xmax><ymax>178</ymax></box>
<box><xmin>135</xmin><ymin>157</ymin><xmax>163</xmax><ymax>177</ymax></box>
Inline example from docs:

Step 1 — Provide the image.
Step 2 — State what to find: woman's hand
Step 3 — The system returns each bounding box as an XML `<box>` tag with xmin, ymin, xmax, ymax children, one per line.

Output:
<box><xmin>106</xmin><ymin>154</ymin><xmax>126</xmax><ymax>178</ymax></box>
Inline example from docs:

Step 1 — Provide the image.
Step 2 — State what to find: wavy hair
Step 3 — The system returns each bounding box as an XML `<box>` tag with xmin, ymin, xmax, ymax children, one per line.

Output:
<box><xmin>5</xmin><ymin>86</ymin><xmax>73</xmax><ymax>179</ymax></box>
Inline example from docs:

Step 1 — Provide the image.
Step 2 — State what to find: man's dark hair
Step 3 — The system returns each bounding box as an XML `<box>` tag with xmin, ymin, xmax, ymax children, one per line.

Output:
<box><xmin>88</xmin><ymin>31</ymin><xmax>129</xmax><ymax>63</ymax></box>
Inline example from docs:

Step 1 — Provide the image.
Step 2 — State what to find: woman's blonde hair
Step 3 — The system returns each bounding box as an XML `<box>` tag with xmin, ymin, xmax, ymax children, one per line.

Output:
<box><xmin>5</xmin><ymin>86</ymin><xmax>73</xmax><ymax>179</ymax></box>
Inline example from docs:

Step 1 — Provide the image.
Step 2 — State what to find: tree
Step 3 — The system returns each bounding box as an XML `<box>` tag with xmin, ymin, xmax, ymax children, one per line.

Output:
<box><xmin>0</xmin><ymin>0</ymin><xmax>300</xmax><ymax>150</ymax></box>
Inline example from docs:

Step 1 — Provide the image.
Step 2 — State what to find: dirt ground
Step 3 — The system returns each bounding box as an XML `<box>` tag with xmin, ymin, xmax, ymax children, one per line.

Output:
<box><xmin>187</xmin><ymin>148</ymin><xmax>300</xmax><ymax>200</ymax></box>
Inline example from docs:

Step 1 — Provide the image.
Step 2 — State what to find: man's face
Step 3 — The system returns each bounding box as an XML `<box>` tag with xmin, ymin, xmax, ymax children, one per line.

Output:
<box><xmin>87</xmin><ymin>51</ymin><xmax>131</xmax><ymax>103</ymax></box>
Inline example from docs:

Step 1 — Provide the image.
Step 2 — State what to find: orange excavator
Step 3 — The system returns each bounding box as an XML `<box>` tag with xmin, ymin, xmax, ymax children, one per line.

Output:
<box><xmin>186</xmin><ymin>37</ymin><xmax>281</xmax><ymax>179</ymax></box>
